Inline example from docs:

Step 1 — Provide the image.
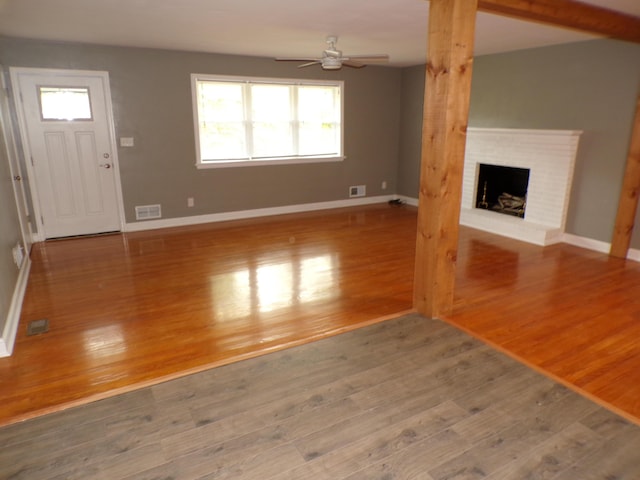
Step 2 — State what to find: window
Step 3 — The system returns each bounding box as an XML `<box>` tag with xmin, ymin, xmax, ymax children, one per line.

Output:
<box><xmin>39</xmin><ymin>86</ymin><xmax>93</xmax><ymax>121</ymax></box>
<box><xmin>191</xmin><ymin>74</ymin><xmax>343</xmax><ymax>168</ymax></box>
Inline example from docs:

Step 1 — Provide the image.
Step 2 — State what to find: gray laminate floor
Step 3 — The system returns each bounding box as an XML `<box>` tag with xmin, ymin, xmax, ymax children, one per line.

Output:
<box><xmin>1</xmin><ymin>314</ymin><xmax>639</xmax><ymax>479</ymax></box>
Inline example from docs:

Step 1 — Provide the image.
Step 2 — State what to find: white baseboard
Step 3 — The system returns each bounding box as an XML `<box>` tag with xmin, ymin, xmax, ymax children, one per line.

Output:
<box><xmin>397</xmin><ymin>195</ymin><xmax>419</xmax><ymax>207</ymax></box>
<box><xmin>562</xmin><ymin>234</ymin><xmax>640</xmax><ymax>263</ymax></box>
<box><xmin>627</xmin><ymin>248</ymin><xmax>640</xmax><ymax>262</ymax></box>
<box><xmin>125</xmin><ymin>195</ymin><xmax>395</xmax><ymax>232</ymax></box>
<box><xmin>0</xmin><ymin>256</ymin><xmax>32</xmax><ymax>357</ymax></box>
<box><xmin>561</xmin><ymin>233</ymin><xmax>611</xmax><ymax>254</ymax></box>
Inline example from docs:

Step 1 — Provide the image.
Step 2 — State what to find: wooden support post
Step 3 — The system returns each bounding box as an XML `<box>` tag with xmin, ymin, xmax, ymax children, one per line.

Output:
<box><xmin>610</xmin><ymin>94</ymin><xmax>640</xmax><ymax>258</ymax></box>
<box><xmin>413</xmin><ymin>0</ymin><xmax>477</xmax><ymax>318</ymax></box>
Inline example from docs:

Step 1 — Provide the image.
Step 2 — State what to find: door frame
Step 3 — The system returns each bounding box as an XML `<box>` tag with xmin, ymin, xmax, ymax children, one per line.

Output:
<box><xmin>10</xmin><ymin>67</ymin><xmax>125</xmax><ymax>241</ymax></box>
<box><xmin>0</xmin><ymin>66</ymin><xmax>32</xmax><ymax>252</ymax></box>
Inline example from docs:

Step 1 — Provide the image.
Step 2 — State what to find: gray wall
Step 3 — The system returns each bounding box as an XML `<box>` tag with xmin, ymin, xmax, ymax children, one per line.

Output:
<box><xmin>2</xmin><ymin>36</ymin><xmax>640</xmax><ymax>249</ymax></box>
<box><xmin>398</xmin><ymin>39</ymin><xmax>640</xmax><ymax>247</ymax></box>
<box><xmin>398</xmin><ymin>64</ymin><xmax>425</xmax><ymax>198</ymax></box>
<box><xmin>0</xmin><ymin>36</ymin><xmax>402</xmax><ymax>223</ymax></box>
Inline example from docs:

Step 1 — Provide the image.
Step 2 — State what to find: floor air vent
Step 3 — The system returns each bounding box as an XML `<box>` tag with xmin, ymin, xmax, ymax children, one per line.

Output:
<box><xmin>27</xmin><ymin>319</ymin><xmax>49</xmax><ymax>336</ymax></box>
<box><xmin>135</xmin><ymin>204</ymin><xmax>162</xmax><ymax>221</ymax></box>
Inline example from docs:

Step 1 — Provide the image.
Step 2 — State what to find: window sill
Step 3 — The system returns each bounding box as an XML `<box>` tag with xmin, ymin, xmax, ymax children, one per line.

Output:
<box><xmin>196</xmin><ymin>156</ymin><xmax>345</xmax><ymax>169</ymax></box>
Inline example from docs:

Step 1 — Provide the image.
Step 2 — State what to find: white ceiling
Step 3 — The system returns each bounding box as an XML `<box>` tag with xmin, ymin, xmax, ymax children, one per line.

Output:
<box><xmin>0</xmin><ymin>0</ymin><xmax>638</xmax><ymax>67</ymax></box>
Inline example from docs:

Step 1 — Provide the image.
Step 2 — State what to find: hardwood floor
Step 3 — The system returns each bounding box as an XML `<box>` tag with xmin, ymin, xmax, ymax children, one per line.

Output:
<box><xmin>1</xmin><ymin>202</ymin><xmax>640</xmax><ymax>431</ymax></box>
<box><xmin>448</xmin><ymin>227</ymin><xmax>640</xmax><ymax>424</ymax></box>
<box><xmin>1</xmin><ymin>314</ymin><xmax>639</xmax><ymax>479</ymax></box>
<box><xmin>1</xmin><ymin>204</ymin><xmax>416</xmax><ymax>427</ymax></box>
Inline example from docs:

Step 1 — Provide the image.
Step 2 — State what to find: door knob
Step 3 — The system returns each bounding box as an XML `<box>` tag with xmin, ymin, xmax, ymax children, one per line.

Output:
<box><xmin>99</xmin><ymin>163</ymin><xmax>112</xmax><ymax>169</ymax></box>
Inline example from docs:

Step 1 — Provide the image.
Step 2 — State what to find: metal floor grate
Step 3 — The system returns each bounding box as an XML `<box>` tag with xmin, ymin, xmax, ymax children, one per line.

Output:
<box><xmin>27</xmin><ymin>319</ymin><xmax>49</xmax><ymax>336</ymax></box>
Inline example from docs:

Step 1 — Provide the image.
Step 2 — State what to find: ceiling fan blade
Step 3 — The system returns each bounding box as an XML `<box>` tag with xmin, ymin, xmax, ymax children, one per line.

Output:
<box><xmin>298</xmin><ymin>61</ymin><xmax>322</xmax><ymax>68</ymax></box>
<box><xmin>342</xmin><ymin>60</ymin><xmax>365</xmax><ymax>69</ymax></box>
<box><xmin>344</xmin><ymin>54</ymin><xmax>389</xmax><ymax>63</ymax></box>
<box><xmin>275</xmin><ymin>57</ymin><xmax>320</xmax><ymax>62</ymax></box>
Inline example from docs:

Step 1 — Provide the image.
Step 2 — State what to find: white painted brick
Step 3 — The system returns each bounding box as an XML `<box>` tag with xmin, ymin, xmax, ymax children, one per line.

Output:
<box><xmin>461</xmin><ymin>128</ymin><xmax>582</xmax><ymax>244</ymax></box>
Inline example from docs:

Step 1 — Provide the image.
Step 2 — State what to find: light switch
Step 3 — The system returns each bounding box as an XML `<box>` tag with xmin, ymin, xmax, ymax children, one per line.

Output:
<box><xmin>120</xmin><ymin>137</ymin><xmax>135</xmax><ymax>147</ymax></box>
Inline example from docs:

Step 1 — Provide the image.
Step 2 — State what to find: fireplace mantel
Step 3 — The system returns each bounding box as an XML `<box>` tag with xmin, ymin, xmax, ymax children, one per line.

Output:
<box><xmin>460</xmin><ymin>128</ymin><xmax>582</xmax><ymax>246</ymax></box>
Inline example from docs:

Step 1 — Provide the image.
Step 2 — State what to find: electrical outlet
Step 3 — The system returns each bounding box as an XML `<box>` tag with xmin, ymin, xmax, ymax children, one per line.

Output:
<box><xmin>381</xmin><ymin>181</ymin><xmax>387</xmax><ymax>190</ymax></box>
<box><xmin>187</xmin><ymin>197</ymin><xmax>194</xmax><ymax>207</ymax></box>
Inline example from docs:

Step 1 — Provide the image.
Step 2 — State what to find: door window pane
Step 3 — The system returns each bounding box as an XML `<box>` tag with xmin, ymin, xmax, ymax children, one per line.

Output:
<box><xmin>39</xmin><ymin>86</ymin><xmax>93</xmax><ymax>121</ymax></box>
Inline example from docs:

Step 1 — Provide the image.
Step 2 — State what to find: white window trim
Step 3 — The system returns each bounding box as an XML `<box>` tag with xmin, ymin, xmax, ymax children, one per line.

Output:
<box><xmin>191</xmin><ymin>73</ymin><xmax>345</xmax><ymax>169</ymax></box>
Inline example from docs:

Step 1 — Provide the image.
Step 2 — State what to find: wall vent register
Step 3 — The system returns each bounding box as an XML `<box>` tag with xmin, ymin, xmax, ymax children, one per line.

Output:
<box><xmin>135</xmin><ymin>204</ymin><xmax>162</xmax><ymax>221</ymax></box>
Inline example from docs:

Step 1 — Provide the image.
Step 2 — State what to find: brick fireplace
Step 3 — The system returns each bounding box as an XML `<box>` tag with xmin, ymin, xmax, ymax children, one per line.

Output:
<box><xmin>460</xmin><ymin>128</ymin><xmax>582</xmax><ymax>245</ymax></box>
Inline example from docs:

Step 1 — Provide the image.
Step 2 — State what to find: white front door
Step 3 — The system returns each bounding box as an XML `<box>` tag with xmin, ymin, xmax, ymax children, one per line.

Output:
<box><xmin>12</xmin><ymin>68</ymin><xmax>123</xmax><ymax>239</ymax></box>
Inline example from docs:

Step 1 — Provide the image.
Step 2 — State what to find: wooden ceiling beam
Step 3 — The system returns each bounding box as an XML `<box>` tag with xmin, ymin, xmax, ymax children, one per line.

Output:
<box><xmin>477</xmin><ymin>0</ymin><xmax>640</xmax><ymax>44</ymax></box>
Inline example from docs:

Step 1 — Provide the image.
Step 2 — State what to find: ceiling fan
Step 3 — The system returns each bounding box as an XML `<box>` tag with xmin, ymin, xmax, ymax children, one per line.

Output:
<box><xmin>275</xmin><ymin>36</ymin><xmax>389</xmax><ymax>70</ymax></box>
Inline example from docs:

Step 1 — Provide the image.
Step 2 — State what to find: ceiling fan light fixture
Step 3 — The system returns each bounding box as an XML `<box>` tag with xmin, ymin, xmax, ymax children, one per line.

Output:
<box><xmin>275</xmin><ymin>36</ymin><xmax>388</xmax><ymax>70</ymax></box>
<box><xmin>321</xmin><ymin>57</ymin><xmax>342</xmax><ymax>70</ymax></box>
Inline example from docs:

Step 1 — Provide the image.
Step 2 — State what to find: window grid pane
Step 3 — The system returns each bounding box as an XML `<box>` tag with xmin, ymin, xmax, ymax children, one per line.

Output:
<box><xmin>197</xmin><ymin>82</ymin><xmax>247</xmax><ymax>159</ymax></box>
<box><xmin>250</xmin><ymin>84</ymin><xmax>294</xmax><ymax>158</ymax></box>
<box><xmin>194</xmin><ymin>76</ymin><xmax>342</xmax><ymax>165</ymax></box>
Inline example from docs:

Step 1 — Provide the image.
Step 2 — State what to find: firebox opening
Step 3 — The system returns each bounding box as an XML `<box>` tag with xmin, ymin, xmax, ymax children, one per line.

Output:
<box><xmin>475</xmin><ymin>164</ymin><xmax>530</xmax><ymax>218</ymax></box>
